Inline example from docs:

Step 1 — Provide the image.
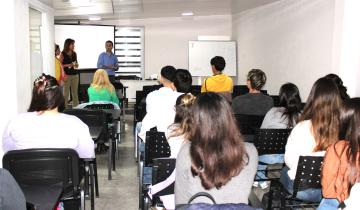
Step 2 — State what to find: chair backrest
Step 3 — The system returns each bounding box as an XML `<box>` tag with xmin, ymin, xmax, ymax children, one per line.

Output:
<box><xmin>190</xmin><ymin>85</ymin><xmax>202</xmax><ymax>96</ymax></box>
<box><xmin>232</xmin><ymin>85</ymin><xmax>249</xmax><ymax>98</ymax></box>
<box><xmin>144</xmin><ymin>131</ymin><xmax>171</xmax><ymax>167</ymax></box>
<box><xmin>143</xmin><ymin>85</ymin><xmax>162</xmax><ymax>96</ymax></box>
<box><xmin>64</xmin><ymin>108</ymin><xmax>107</xmax><ymax>128</ymax></box>
<box><xmin>2</xmin><ymin>148</ymin><xmax>80</xmax><ymax>192</ymax></box>
<box><xmin>85</xmin><ymin>103</ymin><xmax>115</xmax><ymax>110</ymax></box>
<box><xmin>234</xmin><ymin>114</ymin><xmax>265</xmax><ymax>135</ymax></box>
<box><xmin>253</xmin><ymin>129</ymin><xmax>292</xmax><ymax>155</ymax></box>
<box><xmin>152</xmin><ymin>158</ymin><xmax>176</xmax><ymax>197</ymax></box>
<box><xmin>135</xmin><ymin>91</ymin><xmax>146</xmax><ymax>122</ymax></box>
<box><xmin>270</xmin><ymin>95</ymin><xmax>280</xmax><ymax>107</ymax></box>
<box><xmin>292</xmin><ymin>156</ymin><xmax>324</xmax><ymax>197</ymax></box>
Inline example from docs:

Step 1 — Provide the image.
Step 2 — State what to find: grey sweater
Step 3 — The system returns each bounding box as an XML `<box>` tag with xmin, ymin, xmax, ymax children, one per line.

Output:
<box><xmin>232</xmin><ymin>93</ymin><xmax>274</xmax><ymax>116</ymax></box>
<box><xmin>175</xmin><ymin>142</ymin><xmax>258</xmax><ymax>205</ymax></box>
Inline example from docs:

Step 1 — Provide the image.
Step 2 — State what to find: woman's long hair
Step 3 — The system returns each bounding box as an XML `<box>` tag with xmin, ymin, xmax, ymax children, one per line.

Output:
<box><xmin>28</xmin><ymin>74</ymin><xmax>65</xmax><ymax>112</ymax></box>
<box><xmin>340</xmin><ymin>98</ymin><xmax>360</xmax><ymax>185</ymax></box>
<box><xmin>91</xmin><ymin>69</ymin><xmax>115</xmax><ymax>93</ymax></box>
<box><xmin>278</xmin><ymin>83</ymin><xmax>302</xmax><ymax>128</ymax></box>
<box><xmin>169</xmin><ymin>94</ymin><xmax>196</xmax><ymax>139</ymax></box>
<box><xmin>190</xmin><ymin>93</ymin><xmax>248</xmax><ymax>190</ymax></box>
<box><xmin>325</xmin><ymin>73</ymin><xmax>350</xmax><ymax>101</ymax></box>
<box><xmin>300</xmin><ymin>77</ymin><xmax>341</xmax><ymax>152</ymax></box>
<box><xmin>63</xmin><ymin>38</ymin><xmax>74</xmax><ymax>53</ymax></box>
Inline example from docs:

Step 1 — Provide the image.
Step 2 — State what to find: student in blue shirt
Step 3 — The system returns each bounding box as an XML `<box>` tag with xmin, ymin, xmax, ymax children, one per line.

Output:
<box><xmin>97</xmin><ymin>40</ymin><xmax>119</xmax><ymax>82</ymax></box>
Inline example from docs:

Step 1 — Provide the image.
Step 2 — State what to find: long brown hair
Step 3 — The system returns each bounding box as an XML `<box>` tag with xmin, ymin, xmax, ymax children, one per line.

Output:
<box><xmin>340</xmin><ymin>98</ymin><xmax>360</xmax><ymax>185</ymax></box>
<box><xmin>300</xmin><ymin>77</ymin><xmax>341</xmax><ymax>152</ymax></box>
<box><xmin>63</xmin><ymin>38</ymin><xmax>75</xmax><ymax>53</ymax></box>
<box><xmin>190</xmin><ymin>93</ymin><xmax>248</xmax><ymax>190</ymax></box>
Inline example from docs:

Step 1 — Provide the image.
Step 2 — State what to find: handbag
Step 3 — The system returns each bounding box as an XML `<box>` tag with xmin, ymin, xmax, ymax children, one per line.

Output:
<box><xmin>176</xmin><ymin>192</ymin><xmax>262</xmax><ymax>210</ymax></box>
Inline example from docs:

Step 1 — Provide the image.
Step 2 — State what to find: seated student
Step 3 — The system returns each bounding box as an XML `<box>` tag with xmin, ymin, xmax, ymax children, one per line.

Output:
<box><xmin>343</xmin><ymin>183</ymin><xmax>360</xmax><ymax>210</ymax></box>
<box><xmin>175</xmin><ymin>93</ymin><xmax>258</xmax><ymax>205</ymax></box>
<box><xmin>174</xmin><ymin>69</ymin><xmax>192</xmax><ymax>93</ymax></box>
<box><xmin>138</xmin><ymin>66</ymin><xmax>182</xmax><ymax>140</ymax></box>
<box><xmin>325</xmin><ymin>73</ymin><xmax>350</xmax><ymax>101</ymax></box>
<box><xmin>2</xmin><ymin>74</ymin><xmax>94</xmax><ymax>159</ymax></box>
<box><xmin>87</xmin><ymin>69</ymin><xmax>119</xmax><ymax>105</ymax></box>
<box><xmin>254</xmin><ymin>83</ymin><xmax>302</xmax><ymax>189</ymax></box>
<box><xmin>148</xmin><ymin>93</ymin><xmax>195</xmax><ymax>209</ymax></box>
<box><xmin>319</xmin><ymin>98</ymin><xmax>360</xmax><ymax>210</ymax></box>
<box><xmin>0</xmin><ymin>168</ymin><xmax>26</xmax><ymax>210</ymax></box>
<box><xmin>201</xmin><ymin>56</ymin><xmax>233</xmax><ymax>101</ymax></box>
<box><xmin>232</xmin><ymin>69</ymin><xmax>273</xmax><ymax>115</ymax></box>
<box><xmin>282</xmin><ymin>77</ymin><xmax>341</xmax><ymax>202</ymax></box>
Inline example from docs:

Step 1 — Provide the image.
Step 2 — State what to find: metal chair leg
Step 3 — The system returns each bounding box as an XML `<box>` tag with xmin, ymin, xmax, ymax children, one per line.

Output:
<box><xmin>89</xmin><ymin>163</ymin><xmax>95</xmax><ymax>210</ymax></box>
<box><xmin>92</xmin><ymin>160</ymin><xmax>99</xmax><ymax>197</ymax></box>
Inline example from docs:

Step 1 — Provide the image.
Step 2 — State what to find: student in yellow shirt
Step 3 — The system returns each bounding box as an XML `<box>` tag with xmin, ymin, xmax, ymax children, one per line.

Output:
<box><xmin>201</xmin><ymin>56</ymin><xmax>233</xmax><ymax>101</ymax></box>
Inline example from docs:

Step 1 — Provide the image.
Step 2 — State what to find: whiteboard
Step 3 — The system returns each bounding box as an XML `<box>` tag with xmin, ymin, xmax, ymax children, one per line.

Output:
<box><xmin>55</xmin><ymin>25</ymin><xmax>114</xmax><ymax>69</ymax></box>
<box><xmin>189</xmin><ymin>41</ymin><xmax>237</xmax><ymax>76</ymax></box>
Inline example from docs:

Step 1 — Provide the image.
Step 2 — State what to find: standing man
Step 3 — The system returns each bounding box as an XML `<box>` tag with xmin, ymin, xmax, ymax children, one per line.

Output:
<box><xmin>97</xmin><ymin>40</ymin><xmax>119</xmax><ymax>84</ymax></box>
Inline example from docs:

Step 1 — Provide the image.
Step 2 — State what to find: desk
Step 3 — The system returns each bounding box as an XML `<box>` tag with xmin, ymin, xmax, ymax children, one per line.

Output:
<box><xmin>22</xmin><ymin>183</ymin><xmax>63</xmax><ymax>210</ymax></box>
<box><xmin>121</xmin><ymin>80</ymin><xmax>159</xmax><ymax>102</ymax></box>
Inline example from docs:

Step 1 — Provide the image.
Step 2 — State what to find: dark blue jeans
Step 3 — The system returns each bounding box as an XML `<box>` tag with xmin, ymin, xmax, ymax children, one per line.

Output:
<box><xmin>280</xmin><ymin>167</ymin><xmax>322</xmax><ymax>202</ymax></box>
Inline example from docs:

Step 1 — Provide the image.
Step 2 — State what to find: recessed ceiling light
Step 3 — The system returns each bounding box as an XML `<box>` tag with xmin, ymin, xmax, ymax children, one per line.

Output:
<box><xmin>89</xmin><ymin>16</ymin><xmax>101</xmax><ymax>21</ymax></box>
<box><xmin>181</xmin><ymin>11</ymin><xmax>194</xmax><ymax>16</ymax></box>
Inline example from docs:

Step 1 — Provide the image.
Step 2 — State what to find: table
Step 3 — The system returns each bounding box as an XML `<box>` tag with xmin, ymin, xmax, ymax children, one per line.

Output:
<box><xmin>22</xmin><ymin>182</ymin><xmax>63</xmax><ymax>210</ymax></box>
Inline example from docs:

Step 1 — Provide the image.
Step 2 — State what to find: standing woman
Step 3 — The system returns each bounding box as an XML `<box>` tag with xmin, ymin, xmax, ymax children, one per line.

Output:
<box><xmin>55</xmin><ymin>44</ymin><xmax>65</xmax><ymax>86</ymax></box>
<box><xmin>61</xmin><ymin>38</ymin><xmax>79</xmax><ymax>108</ymax></box>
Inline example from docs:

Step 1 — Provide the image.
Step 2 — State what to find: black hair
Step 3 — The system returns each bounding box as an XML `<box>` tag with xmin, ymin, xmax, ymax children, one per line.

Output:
<box><xmin>210</xmin><ymin>56</ymin><xmax>226</xmax><ymax>72</ymax></box>
<box><xmin>247</xmin><ymin>69</ymin><xmax>267</xmax><ymax>90</ymax></box>
<box><xmin>63</xmin><ymin>38</ymin><xmax>75</xmax><ymax>53</ymax></box>
<box><xmin>174</xmin><ymin>69</ymin><xmax>192</xmax><ymax>93</ymax></box>
<box><xmin>325</xmin><ymin>74</ymin><xmax>350</xmax><ymax>101</ymax></box>
<box><xmin>278</xmin><ymin>83</ymin><xmax>302</xmax><ymax>128</ymax></box>
<box><xmin>105</xmin><ymin>40</ymin><xmax>113</xmax><ymax>46</ymax></box>
<box><xmin>160</xmin><ymin>65</ymin><xmax>176</xmax><ymax>82</ymax></box>
<box><xmin>55</xmin><ymin>44</ymin><xmax>60</xmax><ymax>52</ymax></box>
<box><xmin>28</xmin><ymin>74</ymin><xmax>65</xmax><ymax>112</ymax></box>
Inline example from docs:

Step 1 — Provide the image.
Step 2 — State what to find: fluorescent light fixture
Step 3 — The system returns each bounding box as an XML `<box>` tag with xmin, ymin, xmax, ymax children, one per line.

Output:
<box><xmin>89</xmin><ymin>16</ymin><xmax>101</xmax><ymax>21</ymax></box>
<box><xmin>181</xmin><ymin>11</ymin><xmax>193</xmax><ymax>16</ymax></box>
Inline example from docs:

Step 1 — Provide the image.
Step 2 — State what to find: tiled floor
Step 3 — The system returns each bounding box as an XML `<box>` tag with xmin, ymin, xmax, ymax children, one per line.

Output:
<box><xmin>87</xmin><ymin>114</ymin><xmax>139</xmax><ymax>210</ymax></box>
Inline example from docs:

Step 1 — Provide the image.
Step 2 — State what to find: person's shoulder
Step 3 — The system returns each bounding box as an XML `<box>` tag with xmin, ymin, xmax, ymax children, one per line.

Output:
<box><xmin>244</xmin><ymin>142</ymin><xmax>258</xmax><ymax>157</ymax></box>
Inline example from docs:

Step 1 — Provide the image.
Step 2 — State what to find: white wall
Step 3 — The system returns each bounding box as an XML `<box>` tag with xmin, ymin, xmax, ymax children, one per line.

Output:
<box><xmin>232</xmin><ymin>0</ymin><xmax>338</xmax><ymax>98</ymax></box>
<box><xmin>0</xmin><ymin>0</ymin><xmax>54</xmax><ymax>139</ymax></box>
<box><xmin>100</xmin><ymin>15</ymin><xmax>232</xmax><ymax>80</ymax></box>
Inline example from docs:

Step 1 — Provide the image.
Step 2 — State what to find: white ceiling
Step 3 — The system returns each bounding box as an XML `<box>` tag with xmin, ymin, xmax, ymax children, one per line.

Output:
<box><xmin>40</xmin><ymin>0</ymin><xmax>279</xmax><ymax>21</ymax></box>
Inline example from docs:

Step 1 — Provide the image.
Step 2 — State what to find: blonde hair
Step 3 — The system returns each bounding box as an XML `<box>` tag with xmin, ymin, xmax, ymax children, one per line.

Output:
<box><xmin>91</xmin><ymin>69</ymin><xmax>115</xmax><ymax>93</ymax></box>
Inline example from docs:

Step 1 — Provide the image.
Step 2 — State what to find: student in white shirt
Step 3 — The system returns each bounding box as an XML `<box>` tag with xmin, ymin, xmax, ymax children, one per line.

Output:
<box><xmin>281</xmin><ymin>77</ymin><xmax>341</xmax><ymax>202</ymax></box>
<box><xmin>2</xmin><ymin>74</ymin><xmax>94</xmax><ymax>159</ymax></box>
<box><xmin>138</xmin><ymin>66</ymin><xmax>182</xmax><ymax>140</ymax></box>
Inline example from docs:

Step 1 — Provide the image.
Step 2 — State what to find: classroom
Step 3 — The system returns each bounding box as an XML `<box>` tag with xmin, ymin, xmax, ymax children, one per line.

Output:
<box><xmin>1</xmin><ymin>0</ymin><xmax>360</xmax><ymax>209</ymax></box>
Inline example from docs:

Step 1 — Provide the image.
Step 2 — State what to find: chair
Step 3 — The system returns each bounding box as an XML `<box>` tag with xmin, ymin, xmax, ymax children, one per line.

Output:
<box><xmin>84</xmin><ymin>103</ymin><xmax>120</xmax><ymax>164</ymax></box>
<box><xmin>190</xmin><ymin>85</ymin><xmax>202</xmax><ymax>96</ymax></box>
<box><xmin>134</xmin><ymin>90</ymin><xmax>146</xmax><ymax>160</ymax></box>
<box><xmin>234</xmin><ymin>114</ymin><xmax>265</xmax><ymax>142</ymax></box>
<box><xmin>2</xmin><ymin>149</ymin><xmax>87</xmax><ymax>210</ymax></box>
<box><xmin>232</xmin><ymin>85</ymin><xmax>249</xmax><ymax>98</ymax></box>
<box><xmin>253</xmin><ymin>129</ymin><xmax>291</xmax><ymax>181</ymax></box>
<box><xmin>139</xmin><ymin>131</ymin><xmax>171</xmax><ymax>210</ymax></box>
<box><xmin>63</xmin><ymin>109</ymin><xmax>108</xmax><ymax>200</ymax></box>
<box><xmin>270</xmin><ymin>95</ymin><xmax>280</xmax><ymax>107</ymax></box>
<box><xmin>267</xmin><ymin>156</ymin><xmax>324</xmax><ymax>210</ymax></box>
<box><xmin>143</xmin><ymin>158</ymin><xmax>176</xmax><ymax>209</ymax></box>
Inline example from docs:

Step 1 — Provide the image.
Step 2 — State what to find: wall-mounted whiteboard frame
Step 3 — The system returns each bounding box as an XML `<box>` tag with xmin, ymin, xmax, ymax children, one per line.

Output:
<box><xmin>55</xmin><ymin>24</ymin><xmax>115</xmax><ymax>69</ymax></box>
<box><xmin>188</xmin><ymin>41</ymin><xmax>237</xmax><ymax>76</ymax></box>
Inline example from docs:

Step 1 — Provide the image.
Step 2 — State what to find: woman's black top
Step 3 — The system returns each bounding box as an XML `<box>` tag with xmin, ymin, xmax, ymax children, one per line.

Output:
<box><xmin>61</xmin><ymin>51</ymin><xmax>78</xmax><ymax>75</ymax></box>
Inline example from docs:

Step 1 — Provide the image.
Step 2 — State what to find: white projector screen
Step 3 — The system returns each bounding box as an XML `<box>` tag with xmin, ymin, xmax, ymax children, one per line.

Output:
<box><xmin>189</xmin><ymin>41</ymin><xmax>237</xmax><ymax>76</ymax></box>
<box><xmin>55</xmin><ymin>25</ymin><xmax>114</xmax><ymax>69</ymax></box>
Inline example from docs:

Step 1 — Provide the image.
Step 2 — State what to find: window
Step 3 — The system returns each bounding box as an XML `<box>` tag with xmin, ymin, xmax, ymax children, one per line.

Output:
<box><xmin>29</xmin><ymin>8</ymin><xmax>43</xmax><ymax>82</ymax></box>
<box><xmin>114</xmin><ymin>27</ymin><xmax>144</xmax><ymax>78</ymax></box>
